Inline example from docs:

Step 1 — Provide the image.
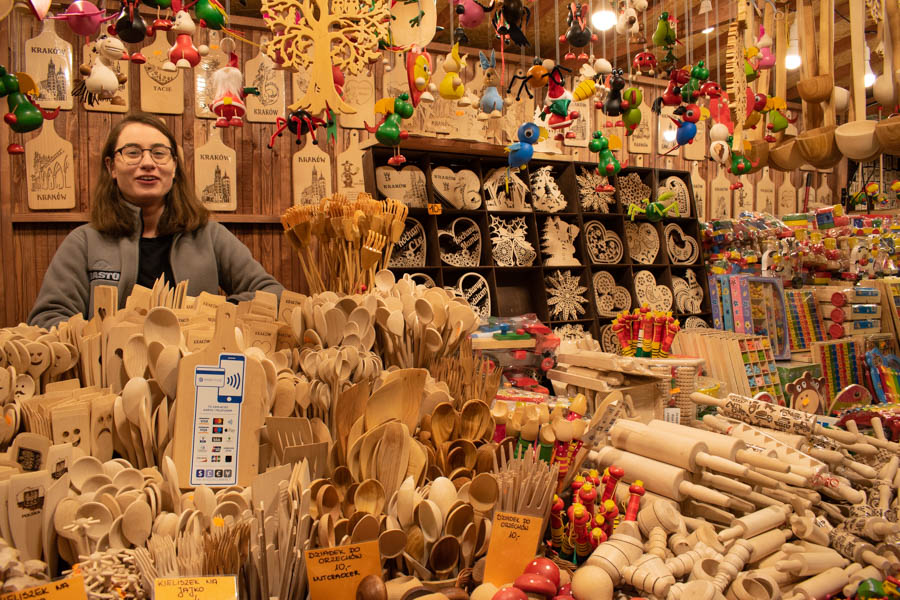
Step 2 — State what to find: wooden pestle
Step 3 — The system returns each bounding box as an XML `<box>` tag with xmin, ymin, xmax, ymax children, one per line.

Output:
<box><xmin>775</xmin><ymin>551</ymin><xmax>849</xmax><ymax>576</ymax></box>
<box><xmin>636</xmin><ymin>496</ymin><xmax>684</xmax><ymax>537</ymax></box>
<box><xmin>648</xmin><ymin>419</ymin><xmax>789</xmax><ymax>473</ymax></box>
<box><xmin>585</xmin><ymin>520</ymin><xmax>644</xmax><ymax>583</ymax></box>
<box><xmin>646</xmin><ymin>527</ymin><xmax>667</xmax><ymax>559</ymax></box>
<box><xmin>667</xmin><ymin>545</ymin><xmax>721</xmax><ymax>578</ymax></box>
<box><xmin>785</xmin><ymin>566</ymin><xmax>851</xmax><ymax>600</ymax></box>
<box><xmin>746</xmin><ymin>528</ymin><xmax>794</xmax><ymax>563</ymax></box>
<box><xmin>718</xmin><ymin>505</ymin><xmax>792</xmax><ymax>542</ymax></box>
<box><xmin>593</xmin><ymin>446</ymin><xmax>743</xmax><ymax>509</ymax></box>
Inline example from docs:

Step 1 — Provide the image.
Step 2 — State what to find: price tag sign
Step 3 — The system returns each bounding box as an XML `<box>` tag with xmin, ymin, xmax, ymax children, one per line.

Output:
<box><xmin>155</xmin><ymin>576</ymin><xmax>238</xmax><ymax>599</ymax></box>
<box><xmin>0</xmin><ymin>575</ymin><xmax>88</xmax><ymax>600</ymax></box>
<box><xmin>427</xmin><ymin>203</ymin><xmax>442</xmax><ymax>215</ymax></box>
<box><xmin>305</xmin><ymin>540</ymin><xmax>381</xmax><ymax>600</ymax></box>
<box><xmin>483</xmin><ymin>511</ymin><xmax>544</xmax><ymax>586</ymax></box>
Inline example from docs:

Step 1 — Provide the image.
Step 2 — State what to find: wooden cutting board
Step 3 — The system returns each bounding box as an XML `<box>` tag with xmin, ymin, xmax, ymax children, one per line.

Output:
<box><xmin>291</xmin><ymin>65</ymin><xmax>310</xmax><ymax>107</ymax></box>
<box><xmin>816</xmin><ymin>173</ymin><xmax>834</xmax><ymax>206</ymax></box>
<box><xmin>683</xmin><ymin>117</ymin><xmax>706</xmax><ymax>160</ymax></box>
<box><xmin>564</xmin><ymin>95</ymin><xmax>592</xmax><ymax>148</ymax></box>
<box><xmin>756</xmin><ymin>167</ymin><xmax>776</xmax><ymax>214</ymax></box>
<box><xmin>657</xmin><ymin>106</ymin><xmax>680</xmax><ymax>156</ymax></box>
<box><xmin>710</xmin><ymin>167</ymin><xmax>732</xmax><ymax>219</ymax></box>
<box><xmin>733</xmin><ymin>176</ymin><xmax>754</xmax><ymax>215</ymax></box>
<box><xmin>690</xmin><ymin>162</ymin><xmax>707</xmax><ymax>221</ymax></box>
<box><xmin>778</xmin><ymin>175</ymin><xmax>797</xmax><ymax>215</ymax></box>
<box><xmin>173</xmin><ymin>303</ymin><xmax>263</xmax><ymax>488</ymax></box>
<box><xmin>244</xmin><ymin>39</ymin><xmax>285</xmax><ymax>123</ymax></box>
<box><xmin>340</xmin><ymin>71</ymin><xmax>377</xmax><ymax>129</ymax></box>
<box><xmin>26</xmin><ymin>120</ymin><xmax>75</xmax><ymax>210</ymax></box>
<box><xmin>292</xmin><ymin>141</ymin><xmax>332</xmax><ymax>206</ymax></box>
<box><xmin>194</xmin><ymin>125</ymin><xmax>237</xmax><ymax>211</ymax></box>
<box><xmin>628</xmin><ymin>100</ymin><xmax>652</xmax><ymax>154</ymax></box>
<box><xmin>82</xmin><ymin>43</ymin><xmax>129</xmax><ymax>113</ymax></box>
<box><xmin>8</xmin><ymin>470</ymin><xmax>50</xmax><ymax>561</ymax></box>
<box><xmin>195</xmin><ymin>30</ymin><xmax>227</xmax><ymax>119</ymax></box>
<box><xmin>25</xmin><ymin>17</ymin><xmax>73</xmax><ymax>110</ymax></box>
<box><xmin>140</xmin><ymin>31</ymin><xmax>184</xmax><ymax>115</ymax></box>
<box><xmin>337</xmin><ymin>130</ymin><xmax>367</xmax><ymax>197</ymax></box>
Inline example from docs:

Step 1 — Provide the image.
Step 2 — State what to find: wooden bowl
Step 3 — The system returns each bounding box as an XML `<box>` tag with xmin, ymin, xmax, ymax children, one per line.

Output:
<box><xmin>875</xmin><ymin>115</ymin><xmax>900</xmax><ymax>154</ymax></box>
<box><xmin>796</xmin><ymin>125</ymin><xmax>842</xmax><ymax>168</ymax></box>
<box><xmin>768</xmin><ymin>136</ymin><xmax>805</xmax><ymax>171</ymax></box>
<box><xmin>745</xmin><ymin>139</ymin><xmax>769</xmax><ymax>173</ymax></box>
<box><xmin>796</xmin><ymin>74</ymin><xmax>835</xmax><ymax>103</ymax></box>
<box><xmin>835</xmin><ymin>120</ymin><xmax>883</xmax><ymax>161</ymax></box>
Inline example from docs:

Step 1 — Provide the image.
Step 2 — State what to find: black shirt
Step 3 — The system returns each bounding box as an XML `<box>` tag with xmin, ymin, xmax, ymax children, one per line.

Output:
<box><xmin>137</xmin><ymin>235</ymin><xmax>176</xmax><ymax>288</ymax></box>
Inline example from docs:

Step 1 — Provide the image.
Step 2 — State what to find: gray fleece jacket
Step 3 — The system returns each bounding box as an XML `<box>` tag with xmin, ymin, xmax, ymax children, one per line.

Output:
<box><xmin>28</xmin><ymin>203</ymin><xmax>284</xmax><ymax>328</ymax></box>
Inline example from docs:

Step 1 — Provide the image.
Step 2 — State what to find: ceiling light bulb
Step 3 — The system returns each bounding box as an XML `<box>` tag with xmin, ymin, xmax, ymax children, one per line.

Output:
<box><xmin>591</xmin><ymin>1</ymin><xmax>616</xmax><ymax>31</ymax></box>
<box><xmin>785</xmin><ymin>21</ymin><xmax>801</xmax><ymax>70</ymax></box>
<box><xmin>702</xmin><ymin>26</ymin><xmax>714</xmax><ymax>34</ymax></box>
<box><xmin>663</xmin><ymin>129</ymin><xmax>677</xmax><ymax>142</ymax></box>
<box><xmin>865</xmin><ymin>44</ymin><xmax>876</xmax><ymax>87</ymax></box>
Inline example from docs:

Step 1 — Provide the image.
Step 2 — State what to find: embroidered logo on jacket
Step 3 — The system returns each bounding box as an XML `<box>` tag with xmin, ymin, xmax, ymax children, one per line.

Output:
<box><xmin>89</xmin><ymin>270</ymin><xmax>121</xmax><ymax>282</ymax></box>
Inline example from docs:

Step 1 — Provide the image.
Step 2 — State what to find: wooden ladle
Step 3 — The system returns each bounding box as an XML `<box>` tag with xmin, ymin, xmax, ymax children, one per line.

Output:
<box><xmin>876</xmin><ymin>0</ymin><xmax>900</xmax><ymax>153</ymax></box>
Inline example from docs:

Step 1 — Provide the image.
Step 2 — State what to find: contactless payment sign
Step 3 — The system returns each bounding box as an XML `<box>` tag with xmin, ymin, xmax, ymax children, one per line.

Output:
<box><xmin>189</xmin><ymin>353</ymin><xmax>245</xmax><ymax>487</ymax></box>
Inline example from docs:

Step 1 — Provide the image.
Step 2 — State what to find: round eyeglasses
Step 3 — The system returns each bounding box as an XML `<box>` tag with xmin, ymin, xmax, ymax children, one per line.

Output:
<box><xmin>114</xmin><ymin>144</ymin><xmax>175</xmax><ymax>166</ymax></box>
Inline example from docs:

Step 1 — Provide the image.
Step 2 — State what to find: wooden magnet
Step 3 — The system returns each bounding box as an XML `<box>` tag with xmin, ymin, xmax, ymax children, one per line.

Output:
<box><xmin>25</xmin><ymin>119</ymin><xmax>75</xmax><ymax>210</ymax></box>
<box><xmin>336</xmin><ymin>130</ymin><xmax>367</xmax><ymax>198</ymax></box>
<box><xmin>8</xmin><ymin>470</ymin><xmax>51</xmax><ymax>561</ymax></box>
<box><xmin>81</xmin><ymin>42</ymin><xmax>129</xmax><ymax>113</ymax></box>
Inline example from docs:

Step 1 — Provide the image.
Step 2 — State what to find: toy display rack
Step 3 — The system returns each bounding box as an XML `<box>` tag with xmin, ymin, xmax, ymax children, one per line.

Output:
<box><xmin>364</xmin><ymin>139</ymin><xmax>711</xmax><ymax>339</ymax></box>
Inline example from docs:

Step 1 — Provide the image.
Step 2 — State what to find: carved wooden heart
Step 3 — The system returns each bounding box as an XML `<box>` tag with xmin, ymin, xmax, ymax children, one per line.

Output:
<box><xmin>375</xmin><ymin>165</ymin><xmax>427</xmax><ymax>208</ymax></box>
<box><xmin>672</xmin><ymin>269</ymin><xmax>704</xmax><ymax>313</ymax></box>
<box><xmin>624</xmin><ymin>222</ymin><xmax>660</xmax><ymax>264</ymax></box>
<box><xmin>409</xmin><ymin>272</ymin><xmax>436</xmax><ymax>288</ymax></box>
<box><xmin>389</xmin><ymin>218</ymin><xmax>427</xmax><ymax>268</ymax></box>
<box><xmin>664</xmin><ymin>223</ymin><xmax>700</xmax><ymax>265</ymax></box>
<box><xmin>593</xmin><ymin>271</ymin><xmax>632</xmax><ymax>317</ymax></box>
<box><xmin>439</xmin><ymin>217</ymin><xmax>482</xmax><ymax>267</ymax></box>
<box><xmin>634</xmin><ymin>270</ymin><xmax>673</xmax><ymax>311</ymax></box>
<box><xmin>456</xmin><ymin>272</ymin><xmax>491</xmax><ymax>318</ymax></box>
<box><xmin>662</xmin><ymin>176</ymin><xmax>691</xmax><ymax>216</ymax></box>
<box><xmin>431</xmin><ymin>166</ymin><xmax>482</xmax><ymax>209</ymax></box>
<box><xmin>584</xmin><ymin>221</ymin><xmax>624</xmax><ymax>264</ymax></box>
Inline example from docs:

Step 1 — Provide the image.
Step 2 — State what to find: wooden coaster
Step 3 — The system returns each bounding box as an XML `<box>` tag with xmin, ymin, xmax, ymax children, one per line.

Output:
<box><xmin>672</xmin><ymin>269</ymin><xmax>704</xmax><ymax>313</ymax></box>
<box><xmin>439</xmin><ymin>218</ymin><xmax>482</xmax><ymax>267</ymax></box>
<box><xmin>584</xmin><ymin>221</ymin><xmax>624</xmax><ymax>264</ymax></box>
<box><xmin>624</xmin><ymin>222</ymin><xmax>660</xmax><ymax>264</ymax></box>
<box><xmin>576</xmin><ymin>167</ymin><xmax>615</xmax><ymax>213</ymax></box>
<box><xmin>389</xmin><ymin>218</ymin><xmax>427</xmax><ymax>268</ymax></box>
<box><xmin>545</xmin><ymin>270</ymin><xmax>589</xmax><ymax>321</ymax></box>
<box><xmin>531</xmin><ymin>166</ymin><xmax>566</xmax><ymax>212</ymax></box>
<box><xmin>618</xmin><ymin>172</ymin><xmax>651</xmax><ymax>211</ymax></box>
<box><xmin>484</xmin><ymin>168</ymin><xmax>530</xmax><ymax>211</ymax></box>
<box><xmin>593</xmin><ymin>271</ymin><xmax>632</xmax><ymax>317</ymax></box>
<box><xmin>634</xmin><ymin>270</ymin><xmax>673</xmax><ymax>311</ymax></box>
<box><xmin>664</xmin><ymin>223</ymin><xmax>700</xmax><ymax>265</ymax></box>
<box><xmin>489</xmin><ymin>216</ymin><xmax>536</xmax><ymax>266</ymax></box>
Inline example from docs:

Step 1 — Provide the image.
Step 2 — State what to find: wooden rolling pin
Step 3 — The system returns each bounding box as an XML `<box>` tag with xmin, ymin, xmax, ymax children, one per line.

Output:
<box><xmin>592</xmin><ymin>446</ymin><xmax>743</xmax><ymax>509</ymax></box>
<box><xmin>717</xmin><ymin>505</ymin><xmax>792</xmax><ymax>542</ymax></box>
<box><xmin>828</xmin><ymin>528</ymin><xmax>894</xmax><ymax>570</ymax></box>
<box><xmin>785</xmin><ymin>566</ymin><xmax>850</xmax><ymax>600</ymax></box>
<box><xmin>746</xmin><ymin>528</ymin><xmax>793</xmax><ymax>563</ymax></box>
<box><xmin>775</xmin><ymin>551</ymin><xmax>849</xmax><ymax>576</ymax></box>
<box><xmin>648</xmin><ymin>419</ymin><xmax>789</xmax><ymax>473</ymax></box>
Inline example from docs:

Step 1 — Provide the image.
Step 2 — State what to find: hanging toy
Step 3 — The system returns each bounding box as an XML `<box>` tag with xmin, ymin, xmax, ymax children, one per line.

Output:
<box><xmin>589</xmin><ymin>130</ymin><xmax>622</xmax><ymax>176</ymax></box>
<box><xmin>507</xmin><ymin>57</ymin><xmax>553</xmax><ymax>101</ymax></box>
<box><xmin>616</xmin><ymin>2</ymin><xmax>638</xmax><ymax>36</ymax></box>
<box><xmin>1</xmin><ymin>67</ymin><xmax>58</xmax><ymax>154</ymax></box>
<box><xmin>109</xmin><ymin>0</ymin><xmax>148</xmax><ymax>53</ymax></box>
<box><xmin>698</xmin><ymin>79</ymin><xmax>723</xmax><ymax>99</ymax></box>
<box><xmin>601</xmin><ymin>68</ymin><xmax>625</xmax><ymax>118</ymax></box>
<box><xmin>453</xmin><ymin>0</ymin><xmax>494</xmax><ymax>43</ymax></box>
<box><xmin>764</xmin><ymin>96</ymin><xmax>789</xmax><ymax>141</ymax></box>
<box><xmin>267</xmin><ymin>109</ymin><xmax>327</xmax><ymax>147</ymax></box>
<box><xmin>627</xmin><ymin>196</ymin><xmax>679</xmax><ymax>221</ymax></box>
<box><xmin>406</xmin><ymin>47</ymin><xmax>436</xmax><ymax>106</ymax></box>
<box><xmin>506</xmin><ymin>122</ymin><xmax>546</xmax><ymax>191</ymax></box>
<box><xmin>727</xmin><ymin>135</ymin><xmax>754</xmax><ymax>175</ymax></box>
<box><xmin>663</xmin><ymin>103</ymin><xmax>701</xmax><ymax>152</ymax></box>
<box><xmin>48</xmin><ymin>1</ymin><xmax>116</xmax><ymax>37</ymax></box>
<box><xmin>193</xmin><ymin>0</ymin><xmax>228</xmax><ymax>29</ymax></box>
<box><xmin>72</xmin><ymin>33</ymin><xmax>128</xmax><ymax>106</ymax></box>
<box><xmin>632</xmin><ymin>50</ymin><xmax>657</xmax><ymax>76</ymax></box>
<box><xmin>756</xmin><ymin>25</ymin><xmax>775</xmax><ymax>69</ymax></box>
<box><xmin>209</xmin><ymin>38</ymin><xmax>259</xmax><ymax>127</ymax></box>
<box><xmin>541</xmin><ymin>65</ymin><xmax>579</xmax><ymax>139</ymax></box>
<box><xmin>438</xmin><ymin>43</ymin><xmax>468</xmax><ymax>105</ymax></box>
<box><xmin>163</xmin><ymin>0</ymin><xmax>208</xmax><ymax>70</ymax></box>
<box><xmin>652</xmin><ymin>11</ymin><xmax>678</xmax><ymax>66</ymax></box>
<box><xmin>365</xmin><ymin>93</ymin><xmax>414</xmax><ymax>166</ymax></box>
<box><xmin>679</xmin><ymin>61</ymin><xmax>708</xmax><ymax>103</ymax></box>
<box><xmin>492</xmin><ymin>0</ymin><xmax>531</xmax><ymax>47</ymax></box>
<box><xmin>477</xmin><ymin>50</ymin><xmax>504</xmax><ymax>120</ymax></box>
<box><xmin>745</xmin><ymin>91</ymin><xmax>768</xmax><ymax>129</ymax></box>
<box><xmin>560</xmin><ymin>2</ymin><xmax>596</xmax><ymax>60</ymax></box>
<box><xmin>621</xmin><ymin>87</ymin><xmax>643</xmax><ymax>135</ymax></box>
<box><xmin>651</xmin><ymin>67</ymin><xmax>689</xmax><ymax>113</ymax></box>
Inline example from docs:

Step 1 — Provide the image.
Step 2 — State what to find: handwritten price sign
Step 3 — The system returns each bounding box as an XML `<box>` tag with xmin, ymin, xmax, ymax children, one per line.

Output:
<box><xmin>155</xmin><ymin>576</ymin><xmax>237</xmax><ymax>600</ymax></box>
<box><xmin>305</xmin><ymin>540</ymin><xmax>381</xmax><ymax>600</ymax></box>
<box><xmin>0</xmin><ymin>575</ymin><xmax>88</xmax><ymax>600</ymax></box>
<box><xmin>483</xmin><ymin>511</ymin><xmax>544</xmax><ymax>586</ymax></box>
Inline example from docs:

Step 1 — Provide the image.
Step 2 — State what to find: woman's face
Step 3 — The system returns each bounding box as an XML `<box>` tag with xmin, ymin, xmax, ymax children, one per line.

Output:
<box><xmin>106</xmin><ymin>122</ymin><xmax>177</xmax><ymax>208</ymax></box>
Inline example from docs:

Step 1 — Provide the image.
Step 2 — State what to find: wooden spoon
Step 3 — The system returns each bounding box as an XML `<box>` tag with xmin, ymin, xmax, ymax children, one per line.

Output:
<box><xmin>430</xmin><ymin>403</ymin><xmax>458</xmax><ymax>448</ymax></box>
<box><xmin>123</xmin><ymin>334</ymin><xmax>149</xmax><ymax>380</ymax></box>
<box><xmin>144</xmin><ymin>307</ymin><xmax>182</xmax><ymax>348</ymax></box>
<box><xmin>355</xmin><ymin>479</ymin><xmax>386</xmax><ymax>515</ymax></box>
<box><xmin>428</xmin><ymin>535</ymin><xmax>460</xmax><ymax>579</ymax></box>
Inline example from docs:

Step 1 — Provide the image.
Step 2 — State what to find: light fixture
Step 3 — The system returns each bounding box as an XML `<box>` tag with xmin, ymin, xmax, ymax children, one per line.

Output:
<box><xmin>591</xmin><ymin>0</ymin><xmax>616</xmax><ymax>31</ymax></box>
<box><xmin>702</xmin><ymin>26</ymin><xmax>714</xmax><ymax>34</ymax></box>
<box><xmin>785</xmin><ymin>21</ymin><xmax>801</xmax><ymax>70</ymax></box>
<box><xmin>865</xmin><ymin>44</ymin><xmax>876</xmax><ymax>87</ymax></box>
<box><xmin>663</xmin><ymin>129</ymin><xmax>677</xmax><ymax>142</ymax></box>
<box><xmin>699</xmin><ymin>0</ymin><xmax>711</xmax><ymax>14</ymax></box>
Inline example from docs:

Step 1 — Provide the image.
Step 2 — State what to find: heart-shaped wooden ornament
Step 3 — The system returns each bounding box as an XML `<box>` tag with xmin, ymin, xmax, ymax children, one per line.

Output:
<box><xmin>600</xmin><ymin>324</ymin><xmax>622</xmax><ymax>353</ymax></box>
<box><xmin>634</xmin><ymin>270</ymin><xmax>673</xmax><ymax>311</ymax></box>
<box><xmin>593</xmin><ymin>271</ymin><xmax>632</xmax><ymax>317</ymax></box>
<box><xmin>584</xmin><ymin>221</ymin><xmax>624</xmax><ymax>264</ymax></box>
<box><xmin>439</xmin><ymin>217</ymin><xmax>482</xmax><ymax>267</ymax></box>
<box><xmin>375</xmin><ymin>165</ymin><xmax>427</xmax><ymax>208</ymax></box>
<box><xmin>664</xmin><ymin>223</ymin><xmax>700</xmax><ymax>265</ymax></box>
<box><xmin>672</xmin><ymin>268</ymin><xmax>704</xmax><ymax>313</ymax></box>
<box><xmin>456</xmin><ymin>272</ymin><xmax>491</xmax><ymax>318</ymax></box>
<box><xmin>431</xmin><ymin>166</ymin><xmax>482</xmax><ymax>209</ymax></box>
<box><xmin>624</xmin><ymin>222</ymin><xmax>660</xmax><ymax>264</ymax></box>
<box><xmin>663</xmin><ymin>176</ymin><xmax>691</xmax><ymax>217</ymax></box>
<box><xmin>389</xmin><ymin>218</ymin><xmax>427</xmax><ymax>268</ymax></box>
<box><xmin>409</xmin><ymin>273</ymin><xmax>436</xmax><ymax>288</ymax></box>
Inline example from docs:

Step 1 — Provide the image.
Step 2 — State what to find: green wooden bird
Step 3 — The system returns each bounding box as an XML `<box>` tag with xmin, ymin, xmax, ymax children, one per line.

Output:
<box><xmin>652</xmin><ymin>12</ymin><xmax>677</xmax><ymax>49</ymax></box>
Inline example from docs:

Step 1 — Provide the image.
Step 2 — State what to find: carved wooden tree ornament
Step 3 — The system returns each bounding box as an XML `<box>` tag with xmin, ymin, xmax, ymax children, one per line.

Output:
<box><xmin>261</xmin><ymin>0</ymin><xmax>390</xmax><ymax>116</ymax></box>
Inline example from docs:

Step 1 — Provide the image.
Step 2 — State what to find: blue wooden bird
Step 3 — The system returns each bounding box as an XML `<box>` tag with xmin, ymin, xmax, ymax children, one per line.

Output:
<box><xmin>663</xmin><ymin>103</ymin><xmax>701</xmax><ymax>155</ymax></box>
<box><xmin>506</xmin><ymin>122</ymin><xmax>546</xmax><ymax>170</ymax></box>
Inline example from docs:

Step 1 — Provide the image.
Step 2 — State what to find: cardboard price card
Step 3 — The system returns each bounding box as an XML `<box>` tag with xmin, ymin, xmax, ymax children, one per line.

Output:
<box><xmin>0</xmin><ymin>575</ymin><xmax>88</xmax><ymax>600</ymax></box>
<box><xmin>155</xmin><ymin>576</ymin><xmax>238</xmax><ymax>599</ymax></box>
<box><xmin>305</xmin><ymin>540</ymin><xmax>381</xmax><ymax>600</ymax></box>
<box><xmin>483</xmin><ymin>511</ymin><xmax>544</xmax><ymax>586</ymax></box>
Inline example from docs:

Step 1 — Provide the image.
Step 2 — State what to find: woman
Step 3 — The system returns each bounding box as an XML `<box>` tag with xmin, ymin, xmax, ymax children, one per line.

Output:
<box><xmin>29</xmin><ymin>113</ymin><xmax>283</xmax><ymax>328</ymax></box>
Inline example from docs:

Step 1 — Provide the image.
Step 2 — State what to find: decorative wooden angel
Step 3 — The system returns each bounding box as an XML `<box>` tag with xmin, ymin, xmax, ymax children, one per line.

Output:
<box><xmin>261</xmin><ymin>0</ymin><xmax>390</xmax><ymax>117</ymax></box>
<box><xmin>542</xmin><ymin>216</ymin><xmax>580</xmax><ymax>266</ymax></box>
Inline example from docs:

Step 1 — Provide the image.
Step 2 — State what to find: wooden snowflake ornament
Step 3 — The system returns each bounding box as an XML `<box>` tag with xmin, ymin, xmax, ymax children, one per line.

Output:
<box><xmin>261</xmin><ymin>0</ymin><xmax>390</xmax><ymax>116</ymax></box>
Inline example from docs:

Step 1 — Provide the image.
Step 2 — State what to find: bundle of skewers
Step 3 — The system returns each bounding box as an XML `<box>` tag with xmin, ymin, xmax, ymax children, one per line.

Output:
<box><xmin>281</xmin><ymin>194</ymin><xmax>408</xmax><ymax>295</ymax></box>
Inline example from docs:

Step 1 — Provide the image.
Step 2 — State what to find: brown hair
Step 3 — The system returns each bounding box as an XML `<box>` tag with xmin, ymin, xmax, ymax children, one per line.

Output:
<box><xmin>91</xmin><ymin>113</ymin><xmax>209</xmax><ymax>238</ymax></box>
